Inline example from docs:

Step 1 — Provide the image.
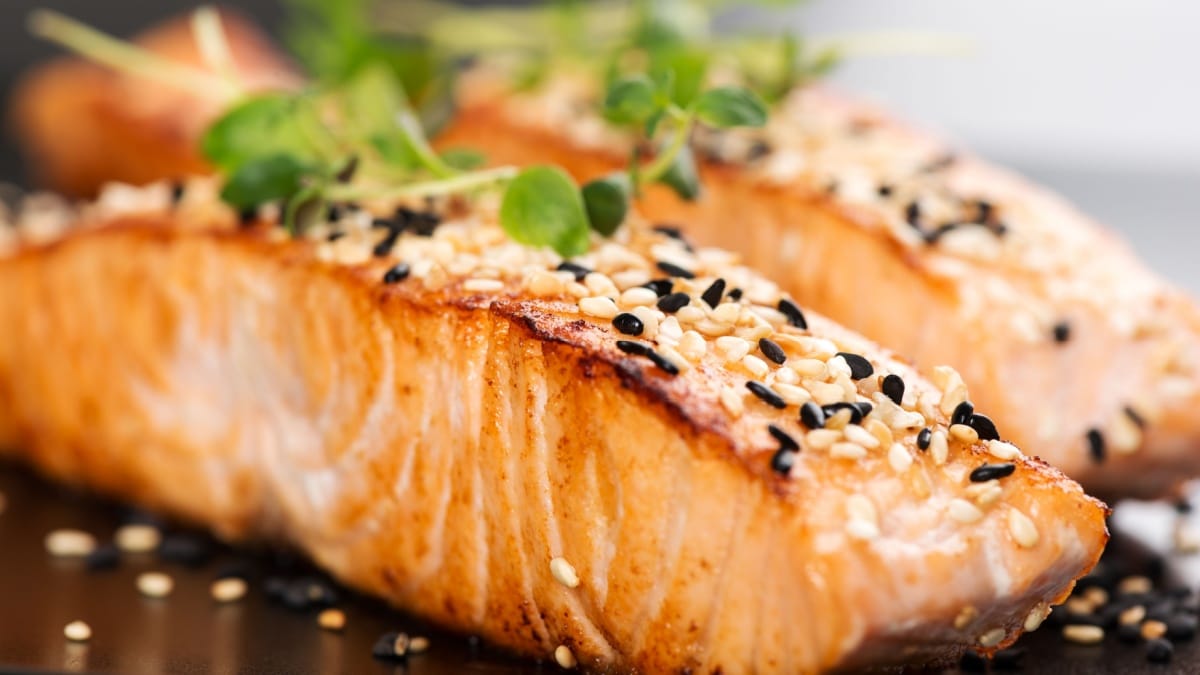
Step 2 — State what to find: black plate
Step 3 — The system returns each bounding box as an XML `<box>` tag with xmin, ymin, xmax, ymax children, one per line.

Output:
<box><xmin>2</xmin><ymin>463</ymin><xmax>1198</xmax><ymax>674</ymax></box>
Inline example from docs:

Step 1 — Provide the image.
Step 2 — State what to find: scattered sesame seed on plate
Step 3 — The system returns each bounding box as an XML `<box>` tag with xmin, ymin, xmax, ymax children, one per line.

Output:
<box><xmin>211</xmin><ymin>577</ymin><xmax>248</xmax><ymax>603</ymax></box>
<box><xmin>408</xmin><ymin>636</ymin><xmax>430</xmax><ymax>654</ymax></box>
<box><xmin>1141</xmin><ymin>620</ymin><xmax>1168</xmax><ymax>640</ymax></box>
<box><xmin>45</xmin><ymin>529</ymin><xmax>96</xmax><ymax>558</ymax></box>
<box><xmin>317</xmin><ymin>608</ymin><xmax>346</xmax><ymax>632</ymax></box>
<box><xmin>63</xmin><ymin>620</ymin><xmax>92</xmax><ymax>642</ymax></box>
<box><xmin>1062</xmin><ymin>624</ymin><xmax>1105</xmax><ymax>645</ymax></box>
<box><xmin>550</xmin><ymin>557</ymin><xmax>580</xmax><ymax>588</ymax></box>
<box><xmin>1117</xmin><ymin>575</ymin><xmax>1153</xmax><ymax>595</ymax></box>
<box><xmin>554</xmin><ymin>644</ymin><xmax>577</xmax><ymax>669</ymax></box>
<box><xmin>114</xmin><ymin>523</ymin><xmax>161</xmax><ymax>554</ymax></box>
<box><xmin>137</xmin><ymin>571</ymin><xmax>175</xmax><ymax>598</ymax></box>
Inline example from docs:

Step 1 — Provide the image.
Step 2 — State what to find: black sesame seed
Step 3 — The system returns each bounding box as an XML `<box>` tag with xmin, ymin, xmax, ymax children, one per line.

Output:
<box><xmin>612</xmin><ymin>313</ymin><xmax>644</xmax><ymax>336</ymax></box>
<box><xmin>1176</xmin><ymin>499</ymin><xmax>1193</xmax><ymax>515</ymax></box>
<box><xmin>647</xmin><ymin>350</ymin><xmax>680</xmax><ymax>376</ymax></box>
<box><xmin>238</xmin><ymin>208</ymin><xmax>257</xmax><ymax>226</ymax></box>
<box><xmin>382</xmin><ymin>263</ymin><xmax>411</xmax><ymax>284</ymax></box>
<box><xmin>281</xmin><ymin>583</ymin><xmax>313</xmax><ymax>611</ymax></box>
<box><xmin>326</xmin><ymin>230</ymin><xmax>346</xmax><ymax>242</ymax></box>
<box><xmin>1053</xmin><ymin>321</ymin><xmax>1072</xmax><ymax>344</ymax></box>
<box><xmin>644</xmin><ymin>278</ymin><xmax>674</xmax><ymax>297</ymax></box>
<box><xmin>824</xmin><ymin>180</ymin><xmax>839</xmax><ymax>195</ymax></box>
<box><xmin>881</xmin><ymin>374</ymin><xmax>905</xmax><ymax>405</ymax></box>
<box><xmin>975</xmin><ymin>200</ymin><xmax>994</xmax><ymax>224</ymax></box>
<box><xmin>746</xmin><ymin>381</ymin><xmax>787</xmax><ymax>409</ymax></box>
<box><xmin>700</xmin><ymin>278</ymin><xmax>726</xmax><ymax>308</ymax></box>
<box><xmin>656</xmin><ymin>261</ymin><xmax>695</xmax><ymax>279</ymax></box>
<box><xmin>746</xmin><ymin>140</ymin><xmax>772</xmax><ymax>161</ymax></box>
<box><xmin>821</xmin><ymin>402</ymin><xmax>864</xmax><ymax>426</ymax></box>
<box><xmin>904</xmin><ymin>201</ymin><xmax>922</xmax><ymax>228</ymax></box>
<box><xmin>777</xmin><ymin>298</ymin><xmax>808</xmax><ymax>329</ymax></box>
<box><xmin>657</xmin><ymin>292</ymin><xmax>691</xmax><ymax>313</ymax></box>
<box><xmin>616</xmin><ymin>340</ymin><xmax>651</xmax><ymax>356</ymax></box>
<box><xmin>951</xmin><ymin>401</ymin><xmax>975</xmax><ymax>426</ymax></box>
<box><xmin>727</xmin><ymin>288</ymin><xmax>744</xmax><ymax>301</ymax></box>
<box><xmin>1125</xmin><ymin>406</ymin><xmax>1147</xmax><ymax>429</ymax></box>
<box><xmin>556</xmin><ymin>261</ymin><xmax>591</xmax><ymax>281</ymax></box>
<box><xmin>297</xmin><ymin>577</ymin><xmax>340</xmax><ymax>608</ymax></box>
<box><xmin>1117</xmin><ymin>622</ymin><xmax>1143</xmax><ymax>644</ymax></box>
<box><xmin>373</xmin><ymin>631</ymin><xmax>405</xmax><ymax>661</ymax></box>
<box><xmin>800</xmin><ymin>402</ymin><xmax>826</xmax><ymax>430</ymax></box>
<box><xmin>853</xmin><ymin>402</ymin><xmax>874</xmax><ymax>420</ymax></box>
<box><xmin>917</xmin><ymin>428</ymin><xmax>932</xmax><ymax>451</ymax></box>
<box><xmin>1087</xmin><ymin>428</ymin><xmax>1106</xmax><ymax>463</ymax></box>
<box><xmin>958</xmin><ymin>651</ymin><xmax>987</xmax><ymax>673</ymax></box>
<box><xmin>969</xmin><ymin>463</ymin><xmax>1016</xmax><ymax>482</ymax></box>
<box><xmin>396</xmin><ymin>206</ymin><xmax>440</xmax><ymax>236</ymax></box>
<box><xmin>216</xmin><ymin>559</ymin><xmax>253</xmax><ymax>581</ymax></box>
<box><xmin>770</xmin><ymin>448</ymin><xmax>796</xmax><ymax>475</ymax></box>
<box><xmin>1166</xmin><ymin>614</ymin><xmax>1197</xmax><ymax>641</ymax></box>
<box><xmin>992</xmin><ymin>646</ymin><xmax>1025</xmax><ymax>670</ymax></box>
<box><xmin>326</xmin><ymin>203</ymin><xmax>344</xmax><ymax>221</ymax></box>
<box><xmin>768</xmin><ymin>424</ymin><xmax>799</xmax><ymax>451</ymax></box>
<box><xmin>923</xmin><ymin>223</ymin><xmax>961</xmax><ymax>244</ymax></box>
<box><xmin>1146</xmin><ymin>637</ymin><xmax>1174</xmax><ymax>663</ymax></box>
<box><xmin>264</xmin><ymin>576</ymin><xmax>288</xmax><ymax>602</ymax></box>
<box><xmin>877</xmin><ymin>184</ymin><xmax>893</xmax><ymax>198</ymax></box>
<box><xmin>373</xmin><ymin>229</ymin><xmax>401</xmax><ymax>257</ymax></box>
<box><xmin>158</xmin><ymin>533</ymin><xmax>212</xmax><ymax>567</ymax></box>
<box><xmin>335</xmin><ymin>155</ymin><xmax>360</xmax><ymax>183</ymax></box>
<box><xmin>968</xmin><ymin>413</ymin><xmax>1000</xmax><ymax>441</ymax></box>
<box><xmin>84</xmin><ymin>544</ymin><xmax>120</xmax><ymax>572</ymax></box>
<box><xmin>169</xmin><ymin>181</ymin><xmax>185</xmax><ymax>204</ymax></box>
<box><xmin>758</xmin><ymin>338</ymin><xmax>787</xmax><ymax>365</ymax></box>
<box><xmin>836</xmin><ymin>352</ymin><xmax>874</xmax><ymax>380</ymax></box>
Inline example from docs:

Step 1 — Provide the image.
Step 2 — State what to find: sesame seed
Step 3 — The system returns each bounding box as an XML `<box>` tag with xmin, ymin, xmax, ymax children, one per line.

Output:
<box><xmin>719</xmin><ymin>387</ymin><xmax>744</xmax><ymax>417</ymax></box>
<box><xmin>888</xmin><ymin>443</ymin><xmax>913</xmax><ymax>472</ymax></box>
<box><xmin>930</xmin><ymin>430</ymin><xmax>949</xmax><ymax>465</ymax></box>
<box><xmin>620</xmin><ymin>286</ymin><xmax>658</xmax><ymax>307</ymax></box>
<box><xmin>656</xmin><ymin>292</ymin><xmax>691</xmax><ymax>313</ymax></box>
<box><xmin>382</xmin><ymin>262</ymin><xmax>410</xmax><ymax>284</ymax></box>
<box><xmin>64</xmin><ymin>620</ymin><xmax>92</xmax><ymax>642</ymax></box>
<box><xmin>616</xmin><ymin>340</ymin><xmax>651</xmax><ymax>356</ymax></box>
<box><xmin>1086</xmin><ymin>428</ymin><xmax>1106</xmax><ymax>463</ymax></box>
<box><xmin>880</xmin><ymin>374</ymin><xmax>905</xmax><ymax>405</ymax></box>
<box><xmin>773</xmin><ymin>382</ymin><xmax>810</xmax><ymax>406</ymax></box>
<box><xmin>555</xmin><ymin>644</ymin><xmax>577</xmax><ymax>669</ymax></box>
<box><xmin>318</xmin><ymin>608</ymin><xmax>346</xmax><ymax>631</ymax></box>
<box><xmin>954</xmin><ymin>605</ymin><xmax>979</xmax><ymax>630</ymax></box>
<box><xmin>371</xmin><ymin>631</ymin><xmax>407</xmax><ymax>660</ymax></box>
<box><xmin>905</xmin><ymin>201</ymin><xmax>922</xmax><ymax>228</ymax></box>
<box><xmin>821</xmin><ymin>402</ymin><xmax>864</xmax><ymax>425</ymax></box>
<box><xmin>462</xmin><ymin>278</ymin><xmax>505</xmax><ymax>293</ymax></box>
<box><xmin>770</xmin><ymin>448</ymin><xmax>797</xmax><ymax>475</ymax></box>
<box><xmin>845</xmin><ymin>519</ymin><xmax>880</xmax><ymax>540</ymax></box>
<box><xmin>1125</xmin><ymin>405</ymin><xmax>1147</xmax><ymax>428</ymax></box>
<box><xmin>579</xmin><ymin>296</ymin><xmax>619</xmax><ymax>319</ymax></box>
<box><xmin>1024</xmin><ymin>604</ymin><xmax>1051</xmax><ymax>632</ymax></box>
<box><xmin>1119</xmin><ymin>605</ymin><xmax>1147</xmax><ymax>626</ymax></box>
<box><xmin>951</xmin><ymin>401</ymin><xmax>975</xmax><ymax>426</ymax></box>
<box><xmin>768</xmin><ymin>424</ymin><xmax>800</xmax><ymax>451</ymax></box>
<box><xmin>612</xmin><ymin>313</ymin><xmax>643</xmax><ymax>336</ymax></box>
<box><xmin>1118</xmin><ymin>576</ymin><xmax>1153</xmax><ymax>595</ymax></box>
<box><xmin>831</xmin><ymin>442</ymin><xmax>868</xmax><ymax>460</ymax></box>
<box><xmin>1141</xmin><ymin>620</ymin><xmax>1168</xmax><ymax>640</ymax></box>
<box><xmin>656</xmin><ymin>261</ymin><xmax>694</xmax><ymax>279</ymax></box>
<box><xmin>45</xmin><ymin>529</ymin><xmax>96</xmax><ymax>558</ymax></box>
<box><xmin>916</xmin><ymin>428</ymin><xmax>932</xmax><ymax>450</ymax></box>
<box><xmin>1053</xmin><ymin>321</ymin><xmax>1071</xmax><ymax>343</ymax></box>
<box><xmin>716</xmin><ymin>336</ymin><xmax>752</xmax><ymax>362</ymax></box>
<box><xmin>677</xmin><ymin>331</ymin><xmax>707</xmax><ymax>361</ymax></box>
<box><xmin>970</xmin><ymin>463</ymin><xmax>1015</xmax><ymax>482</ymax></box>
<box><xmin>949</xmin><ymin>424</ymin><xmax>980</xmax><ymax>444</ymax></box>
<box><xmin>791</xmin><ymin>358</ymin><xmax>826</xmax><ymax>378</ymax></box>
<box><xmin>372</xmin><ymin>229</ymin><xmax>401</xmax><ymax>257</ymax></box>
<box><xmin>806</xmin><ymin>429</ymin><xmax>841</xmax><ymax>450</ymax></box>
<box><xmin>652</xmin><ymin>224</ymin><xmax>687</xmax><ymax>242</ymax></box>
<box><xmin>985</xmin><ymin>440</ymin><xmax>1022</xmax><ymax>460</ymax></box>
<box><xmin>978</xmin><ymin>627</ymin><xmax>1006</xmax><ymax>648</ymax></box>
<box><xmin>550</xmin><ymin>557</ymin><xmax>580</xmax><ymax>588</ymax></box>
<box><xmin>825</xmin><ymin>408</ymin><xmax>853</xmax><ymax>430</ymax></box>
<box><xmin>948</xmin><ymin>499</ymin><xmax>983</xmax><ymax>523</ymax></box>
<box><xmin>409</xmin><ymin>636</ymin><xmax>430</xmax><ymax>654</ymax></box>
<box><xmin>844</xmin><ymin>424</ymin><xmax>880</xmax><ymax>449</ymax></box>
<box><xmin>877</xmin><ymin>184</ymin><xmax>893</xmax><ymax>198</ymax></box>
<box><xmin>836</xmin><ymin>352</ymin><xmax>874</xmax><ymax>380</ymax></box>
<box><xmin>746</xmin><ymin>381</ymin><xmax>787</xmax><ymax>409</ymax></box>
<box><xmin>114</xmin><ymin>524</ymin><xmax>161</xmax><ymax>554</ymax></box>
<box><xmin>137</xmin><ymin>571</ymin><xmax>175</xmax><ymax>598</ymax></box>
<box><xmin>800</xmin><ymin>402</ymin><xmax>826</xmax><ymax>429</ymax></box>
<box><xmin>211</xmin><ymin>577</ymin><xmax>248</xmax><ymax>603</ymax></box>
<box><xmin>647</xmin><ymin>350</ymin><xmax>681</xmax><ymax>375</ymax></box>
<box><xmin>676</xmin><ymin>305</ymin><xmax>705</xmax><ymax>323</ymax></box>
<box><xmin>1146</xmin><ymin>638</ymin><xmax>1174</xmax><ymax>663</ymax></box>
<box><xmin>700</xmin><ymin>278</ymin><xmax>726</xmax><ymax>308</ymax></box>
<box><xmin>643</xmin><ymin>278</ymin><xmax>674</xmax><ymax>296</ymax></box>
<box><xmin>968</xmin><ymin>414</ymin><xmax>1000</xmax><ymax>441</ymax></box>
<box><xmin>1063</xmin><ymin>624</ymin><xmax>1105</xmax><ymax>645</ymax></box>
<box><xmin>556</xmin><ymin>262</ymin><xmax>590</xmax><ymax>281</ymax></box>
<box><xmin>777</xmin><ymin>298</ymin><xmax>808</xmax><ymax>329</ymax></box>
<box><xmin>727</xmin><ymin>288</ymin><xmax>744</xmax><ymax>301</ymax></box>
<box><xmin>758</xmin><ymin>338</ymin><xmax>787</xmax><ymax>365</ymax></box>
<box><xmin>1008</xmin><ymin>509</ymin><xmax>1039</xmax><ymax>548</ymax></box>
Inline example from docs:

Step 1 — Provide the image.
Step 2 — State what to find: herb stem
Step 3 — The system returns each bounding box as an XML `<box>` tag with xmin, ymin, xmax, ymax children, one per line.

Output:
<box><xmin>191</xmin><ymin>6</ymin><xmax>240</xmax><ymax>90</ymax></box>
<box><xmin>640</xmin><ymin>114</ymin><xmax>693</xmax><ymax>184</ymax></box>
<box><xmin>27</xmin><ymin>9</ymin><xmax>237</xmax><ymax>100</ymax></box>
<box><xmin>325</xmin><ymin>165</ymin><xmax>519</xmax><ymax>202</ymax></box>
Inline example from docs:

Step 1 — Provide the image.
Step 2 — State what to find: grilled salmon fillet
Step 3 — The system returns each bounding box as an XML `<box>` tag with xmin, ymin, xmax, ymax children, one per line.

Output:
<box><xmin>9</xmin><ymin>16</ymin><xmax>1198</xmax><ymax>499</ymax></box>
<box><xmin>0</xmin><ymin>183</ymin><xmax>1106</xmax><ymax>673</ymax></box>
<box><xmin>436</xmin><ymin>72</ymin><xmax>1200</xmax><ymax>500</ymax></box>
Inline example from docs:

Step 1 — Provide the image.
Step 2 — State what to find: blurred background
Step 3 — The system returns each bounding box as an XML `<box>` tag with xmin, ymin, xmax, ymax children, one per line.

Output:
<box><xmin>1</xmin><ymin>0</ymin><xmax>1197</xmax><ymax>286</ymax></box>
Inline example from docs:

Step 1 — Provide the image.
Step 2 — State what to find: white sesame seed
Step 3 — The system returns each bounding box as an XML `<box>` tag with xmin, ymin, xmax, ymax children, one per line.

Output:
<box><xmin>408</xmin><ymin>636</ymin><xmax>430</xmax><ymax>654</ymax></box>
<box><xmin>773</xmin><ymin>366</ymin><xmax>799</xmax><ymax>385</ymax></box>
<box><xmin>45</xmin><ymin>529</ymin><xmax>96</xmax><ymax>558</ymax></box>
<box><xmin>978</xmin><ymin>628</ymin><xmax>1007</xmax><ymax>648</ymax></box>
<box><xmin>846</xmin><ymin>494</ymin><xmax>877</xmax><ymax>524</ymax></box>
<box><xmin>949</xmin><ymin>424</ymin><xmax>980</xmax><ymax>444</ymax></box>
<box><xmin>1062</xmin><ymin>624</ymin><xmax>1104</xmax><ymax>645</ymax></box>
<box><xmin>865</xmin><ymin>418</ymin><xmax>893</xmax><ymax>448</ymax></box>
<box><xmin>64</xmin><ymin>620</ymin><xmax>92</xmax><ymax>642</ymax></box>
<box><xmin>825</xmin><ymin>408</ymin><xmax>853</xmax><ymax>430</ymax></box>
<box><xmin>948</xmin><ymin>499</ymin><xmax>984</xmax><ymax>524</ymax></box>
<box><xmin>317</xmin><ymin>608</ymin><xmax>346</xmax><ymax>631</ymax></box>
<box><xmin>463</xmin><ymin>278</ymin><xmax>506</xmax><ymax>293</ymax></box>
<box><xmin>830</xmin><ymin>442</ymin><xmax>868</xmax><ymax>460</ymax></box>
<box><xmin>845</xmin><ymin>519</ymin><xmax>880</xmax><ymax>540</ymax></box>
<box><xmin>211</xmin><ymin>577</ymin><xmax>248</xmax><ymax>603</ymax></box>
<box><xmin>694</xmin><ymin>318</ymin><xmax>733</xmax><ymax>337</ymax></box>
<box><xmin>933</xmin><ymin>366</ymin><xmax>969</xmax><ymax>416</ymax></box>
<box><xmin>1024</xmin><ymin>603</ymin><xmax>1051</xmax><ymax>632</ymax></box>
<box><xmin>719</xmin><ymin>387</ymin><xmax>745</xmax><ymax>418</ymax></box>
<box><xmin>620</xmin><ymin>286</ymin><xmax>658</xmax><ymax>307</ymax></box>
<box><xmin>550</xmin><ymin>557</ymin><xmax>580</xmax><ymax>588</ymax></box>
<box><xmin>528</xmin><ymin>270</ymin><xmax>564</xmax><ymax>296</ymax></box>
<box><xmin>809</xmin><ymin>381</ymin><xmax>846</xmax><ymax>406</ymax></box>
<box><xmin>1119</xmin><ymin>605</ymin><xmax>1146</xmax><ymax>626</ymax></box>
<box><xmin>392</xmin><ymin>632</ymin><xmax>411</xmax><ymax>656</ymax></box>
<box><xmin>889</xmin><ymin>410</ymin><xmax>927</xmax><ymax>431</ymax></box>
<box><xmin>114</xmin><ymin>524</ymin><xmax>161</xmax><ymax>554</ymax></box>
<box><xmin>137</xmin><ymin>571</ymin><xmax>175</xmax><ymax>598</ymax></box>
<box><xmin>805</xmin><ymin>429</ymin><xmax>842</xmax><ymax>450</ymax></box>
<box><xmin>677</xmin><ymin>331</ymin><xmax>707</xmax><ymax>362</ymax></box>
<box><xmin>772</xmin><ymin>382</ymin><xmax>811</xmax><ymax>406</ymax></box>
<box><xmin>826</xmin><ymin>355</ymin><xmax>852</xmax><ymax>379</ymax></box>
<box><xmin>676</xmin><ymin>305</ymin><xmax>706</xmax><ymax>323</ymax></box>
<box><xmin>1109</xmin><ymin>413</ymin><xmax>1142</xmax><ymax>455</ymax></box>
<box><xmin>656</xmin><ymin>345</ymin><xmax>691</xmax><ymax>372</ymax></box>
<box><xmin>715</xmin><ymin>336</ymin><xmax>752</xmax><ymax>362</ymax></box>
<box><xmin>554</xmin><ymin>644</ymin><xmax>577</xmax><ymax>669</ymax></box>
<box><xmin>930</xmin><ymin>430</ymin><xmax>949</xmax><ymax>465</ymax></box>
<box><xmin>583</xmin><ymin>272</ymin><xmax>618</xmax><ymax>297</ymax></box>
<box><xmin>1008</xmin><ymin>509</ymin><xmax>1039</xmax><ymax>548</ymax></box>
<box><xmin>985</xmin><ymin>440</ymin><xmax>1022</xmax><ymax>460</ymax></box>
<box><xmin>566</xmin><ymin>281</ymin><xmax>589</xmax><ymax>298</ymax></box>
<box><xmin>659</xmin><ymin>316</ymin><xmax>683</xmax><ymax>342</ymax></box>
<box><xmin>1117</xmin><ymin>575</ymin><xmax>1152</xmax><ymax>595</ymax></box>
<box><xmin>579</xmin><ymin>296</ymin><xmax>619</xmax><ymax>319</ymax></box>
<box><xmin>887</xmin><ymin>443</ymin><xmax>912</xmax><ymax>472</ymax></box>
<box><xmin>711</xmin><ymin>302</ymin><xmax>742</xmax><ymax>325</ymax></box>
<box><xmin>965</xmin><ymin>481</ymin><xmax>1004</xmax><ymax>507</ymax></box>
<box><xmin>790</xmin><ymin>358</ymin><xmax>826</xmax><ymax>378</ymax></box>
<box><xmin>843</xmin><ymin>424</ymin><xmax>880</xmax><ymax>449</ymax></box>
<box><xmin>741</xmin><ymin>355</ymin><xmax>770</xmax><ymax>378</ymax></box>
<box><xmin>954</xmin><ymin>605</ymin><xmax>978</xmax><ymax>630</ymax></box>
<box><xmin>1142</xmin><ymin>620</ymin><xmax>1168</xmax><ymax>640</ymax></box>
<box><xmin>630</xmin><ymin>306</ymin><xmax>660</xmax><ymax>338</ymax></box>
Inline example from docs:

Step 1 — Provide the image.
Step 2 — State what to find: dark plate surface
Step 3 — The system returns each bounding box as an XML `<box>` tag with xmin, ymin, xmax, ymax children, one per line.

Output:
<box><xmin>2</xmin><ymin>463</ymin><xmax>1200</xmax><ymax>674</ymax></box>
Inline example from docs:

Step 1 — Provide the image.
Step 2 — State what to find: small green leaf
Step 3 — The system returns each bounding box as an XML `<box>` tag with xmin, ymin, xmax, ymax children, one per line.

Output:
<box><xmin>201</xmin><ymin>93</ymin><xmax>320</xmax><ymax>171</ymax></box>
<box><xmin>603</xmin><ymin>75</ymin><xmax>659</xmax><ymax>125</ymax></box>
<box><xmin>692</xmin><ymin>87</ymin><xmax>769</xmax><ymax>128</ymax></box>
<box><xmin>581</xmin><ymin>174</ymin><xmax>631</xmax><ymax>236</ymax></box>
<box><xmin>219</xmin><ymin>154</ymin><xmax>310</xmax><ymax>211</ymax></box>
<box><xmin>439</xmin><ymin>148</ymin><xmax>487</xmax><ymax>171</ymax></box>
<box><xmin>499</xmin><ymin>166</ymin><xmax>591</xmax><ymax>257</ymax></box>
<box><xmin>648</xmin><ymin>45</ymin><xmax>708</xmax><ymax>107</ymax></box>
<box><xmin>656</xmin><ymin>143</ymin><xmax>701</xmax><ymax>201</ymax></box>
<box><xmin>644</xmin><ymin>107</ymin><xmax>666</xmax><ymax>138</ymax></box>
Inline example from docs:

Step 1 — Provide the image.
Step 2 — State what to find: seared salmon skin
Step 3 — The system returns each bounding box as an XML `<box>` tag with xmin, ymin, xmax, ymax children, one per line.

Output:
<box><xmin>0</xmin><ymin>183</ymin><xmax>1106</xmax><ymax>673</ymax></box>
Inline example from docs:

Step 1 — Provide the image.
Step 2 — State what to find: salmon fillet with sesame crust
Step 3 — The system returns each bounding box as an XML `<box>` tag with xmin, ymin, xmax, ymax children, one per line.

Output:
<box><xmin>10</xmin><ymin>15</ymin><xmax>1199</xmax><ymax>500</ymax></box>
<box><xmin>0</xmin><ymin>184</ymin><xmax>1105</xmax><ymax>673</ymax></box>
